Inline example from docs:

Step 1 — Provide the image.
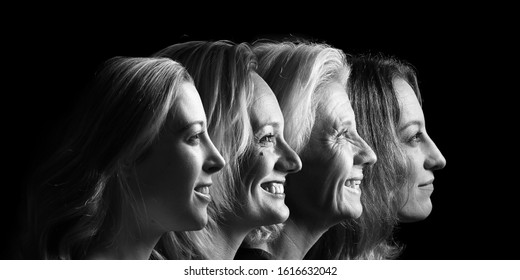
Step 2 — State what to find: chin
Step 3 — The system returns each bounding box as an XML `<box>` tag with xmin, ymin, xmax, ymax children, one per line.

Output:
<box><xmin>328</xmin><ymin>206</ymin><xmax>362</xmax><ymax>224</ymax></box>
<box><xmin>260</xmin><ymin>205</ymin><xmax>290</xmax><ymax>226</ymax></box>
<box><xmin>351</xmin><ymin>208</ymin><xmax>363</xmax><ymax>219</ymax></box>
<box><xmin>345</xmin><ymin>206</ymin><xmax>363</xmax><ymax>220</ymax></box>
<box><xmin>274</xmin><ymin>207</ymin><xmax>290</xmax><ymax>223</ymax></box>
<box><xmin>342</xmin><ymin>200</ymin><xmax>363</xmax><ymax>220</ymax></box>
<box><xmin>398</xmin><ymin>202</ymin><xmax>432</xmax><ymax>223</ymax></box>
<box><xmin>184</xmin><ymin>213</ymin><xmax>209</xmax><ymax>230</ymax></box>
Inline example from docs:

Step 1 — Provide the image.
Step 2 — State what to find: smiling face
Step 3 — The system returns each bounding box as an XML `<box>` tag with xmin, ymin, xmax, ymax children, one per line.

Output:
<box><xmin>395</xmin><ymin>78</ymin><xmax>446</xmax><ymax>222</ymax></box>
<box><xmin>132</xmin><ymin>82</ymin><xmax>225</xmax><ymax>232</ymax></box>
<box><xmin>286</xmin><ymin>82</ymin><xmax>377</xmax><ymax>225</ymax></box>
<box><xmin>238</xmin><ymin>73</ymin><xmax>302</xmax><ymax>227</ymax></box>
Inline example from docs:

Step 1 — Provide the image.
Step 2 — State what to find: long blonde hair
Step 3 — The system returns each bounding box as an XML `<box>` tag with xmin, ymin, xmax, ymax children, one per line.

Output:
<box><xmin>23</xmin><ymin>57</ymin><xmax>192</xmax><ymax>259</ymax></box>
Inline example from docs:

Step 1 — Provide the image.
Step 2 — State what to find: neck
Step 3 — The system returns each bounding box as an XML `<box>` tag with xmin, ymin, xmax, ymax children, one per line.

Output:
<box><xmin>265</xmin><ymin>216</ymin><xmax>332</xmax><ymax>260</ymax></box>
<box><xmin>205</xmin><ymin>223</ymin><xmax>251</xmax><ymax>260</ymax></box>
<box><xmin>85</xmin><ymin>216</ymin><xmax>163</xmax><ymax>260</ymax></box>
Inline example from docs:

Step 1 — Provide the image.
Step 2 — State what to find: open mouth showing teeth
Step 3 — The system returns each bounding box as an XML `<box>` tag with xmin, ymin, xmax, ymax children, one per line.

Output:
<box><xmin>194</xmin><ymin>185</ymin><xmax>210</xmax><ymax>195</ymax></box>
<box><xmin>260</xmin><ymin>182</ymin><xmax>284</xmax><ymax>194</ymax></box>
<box><xmin>344</xmin><ymin>179</ymin><xmax>361</xmax><ymax>194</ymax></box>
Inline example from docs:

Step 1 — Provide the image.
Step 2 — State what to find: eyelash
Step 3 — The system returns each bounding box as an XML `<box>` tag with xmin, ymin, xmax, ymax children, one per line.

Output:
<box><xmin>188</xmin><ymin>131</ymin><xmax>205</xmax><ymax>145</ymax></box>
<box><xmin>258</xmin><ymin>133</ymin><xmax>276</xmax><ymax>147</ymax></box>
<box><xmin>408</xmin><ymin>132</ymin><xmax>423</xmax><ymax>144</ymax></box>
<box><xmin>337</xmin><ymin>130</ymin><xmax>350</xmax><ymax>140</ymax></box>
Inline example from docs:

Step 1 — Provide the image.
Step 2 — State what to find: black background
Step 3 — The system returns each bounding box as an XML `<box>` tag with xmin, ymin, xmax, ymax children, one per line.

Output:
<box><xmin>4</xmin><ymin>6</ymin><xmax>516</xmax><ymax>259</ymax></box>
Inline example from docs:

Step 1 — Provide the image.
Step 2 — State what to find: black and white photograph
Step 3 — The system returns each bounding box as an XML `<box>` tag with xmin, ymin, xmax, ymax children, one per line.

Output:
<box><xmin>3</xmin><ymin>5</ymin><xmax>517</xmax><ymax>279</ymax></box>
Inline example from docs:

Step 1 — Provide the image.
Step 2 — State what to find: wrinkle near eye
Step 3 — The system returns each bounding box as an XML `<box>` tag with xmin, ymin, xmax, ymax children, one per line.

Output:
<box><xmin>334</xmin><ymin>128</ymin><xmax>353</xmax><ymax>142</ymax></box>
<box><xmin>313</xmin><ymin>127</ymin><xmax>337</xmax><ymax>145</ymax></box>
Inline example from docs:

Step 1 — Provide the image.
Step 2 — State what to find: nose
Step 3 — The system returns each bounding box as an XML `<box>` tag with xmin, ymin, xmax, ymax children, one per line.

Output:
<box><xmin>275</xmin><ymin>139</ymin><xmax>302</xmax><ymax>174</ymax></box>
<box><xmin>354</xmin><ymin>136</ymin><xmax>377</xmax><ymax>167</ymax></box>
<box><xmin>203</xmin><ymin>136</ymin><xmax>226</xmax><ymax>174</ymax></box>
<box><xmin>424</xmin><ymin>136</ymin><xmax>446</xmax><ymax>171</ymax></box>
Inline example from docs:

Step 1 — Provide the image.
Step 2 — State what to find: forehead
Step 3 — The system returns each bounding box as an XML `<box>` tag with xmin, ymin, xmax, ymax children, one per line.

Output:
<box><xmin>249</xmin><ymin>73</ymin><xmax>283</xmax><ymax>128</ymax></box>
<box><xmin>170</xmin><ymin>82</ymin><xmax>206</xmax><ymax>129</ymax></box>
<box><xmin>394</xmin><ymin>78</ymin><xmax>424</xmax><ymax>125</ymax></box>
<box><xmin>316</xmin><ymin>82</ymin><xmax>353</xmax><ymax>124</ymax></box>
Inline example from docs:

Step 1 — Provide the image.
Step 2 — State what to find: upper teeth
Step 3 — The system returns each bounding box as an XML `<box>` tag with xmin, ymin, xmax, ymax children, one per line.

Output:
<box><xmin>195</xmin><ymin>186</ymin><xmax>210</xmax><ymax>194</ymax></box>
<box><xmin>345</xmin><ymin>180</ymin><xmax>361</xmax><ymax>190</ymax></box>
<box><xmin>262</xmin><ymin>182</ymin><xmax>284</xmax><ymax>194</ymax></box>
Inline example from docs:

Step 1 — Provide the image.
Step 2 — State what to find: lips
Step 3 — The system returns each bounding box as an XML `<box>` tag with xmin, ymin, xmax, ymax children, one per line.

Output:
<box><xmin>194</xmin><ymin>184</ymin><xmax>212</xmax><ymax>202</ymax></box>
<box><xmin>344</xmin><ymin>178</ymin><xmax>362</xmax><ymax>194</ymax></box>
<box><xmin>419</xmin><ymin>178</ymin><xmax>434</xmax><ymax>187</ymax></box>
<box><xmin>260</xmin><ymin>182</ymin><xmax>285</xmax><ymax>194</ymax></box>
<box><xmin>194</xmin><ymin>185</ymin><xmax>210</xmax><ymax>194</ymax></box>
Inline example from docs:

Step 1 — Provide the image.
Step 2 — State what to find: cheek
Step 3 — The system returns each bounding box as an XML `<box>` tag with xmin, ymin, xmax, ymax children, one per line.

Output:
<box><xmin>295</xmin><ymin>146</ymin><xmax>352</xmax><ymax>198</ymax></box>
<box><xmin>152</xmin><ymin>146</ymin><xmax>203</xmax><ymax>197</ymax></box>
<box><xmin>403</xmin><ymin>148</ymin><xmax>423</xmax><ymax>184</ymax></box>
<box><xmin>243</xmin><ymin>150</ymin><xmax>275</xmax><ymax>187</ymax></box>
<box><xmin>320</xmin><ymin>143</ymin><xmax>354</xmax><ymax>180</ymax></box>
<box><xmin>399</xmin><ymin>184</ymin><xmax>414</xmax><ymax>205</ymax></box>
<box><xmin>172</xmin><ymin>147</ymin><xmax>204</xmax><ymax>187</ymax></box>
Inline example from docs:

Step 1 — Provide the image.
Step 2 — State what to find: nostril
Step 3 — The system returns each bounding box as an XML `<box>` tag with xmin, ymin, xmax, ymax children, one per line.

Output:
<box><xmin>291</xmin><ymin>157</ymin><xmax>303</xmax><ymax>173</ymax></box>
<box><xmin>425</xmin><ymin>147</ymin><xmax>446</xmax><ymax>171</ymax></box>
<box><xmin>367</xmin><ymin>151</ymin><xmax>377</xmax><ymax>166</ymax></box>
<box><xmin>286</xmin><ymin>164</ymin><xmax>298</xmax><ymax>173</ymax></box>
<box><xmin>275</xmin><ymin>158</ymin><xmax>299</xmax><ymax>173</ymax></box>
<box><xmin>204</xmin><ymin>156</ymin><xmax>225</xmax><ymax>174</ymax></box>
<box><xmin>357</xmin><ymin>148</ymin><xmax>377</xmax><ymax>167</ymax></box>
<box><xmin>206</xmin><ymin>161</ymin><xmax>224</xmax><ymax>174</ymax></box>
<box><xmin>206</xmin><ymin>165</ymin><xmax>221</xmax><ymax>174</ymax></box>
<box><xmin>430</xmin><ymin>156</ymin><xmax>446</xmax><ymax>171</ymax></box>
<box><xmin>284</xmin><ymin>153</ymin><xmax>302</xmax><ymax>174</ymax></box>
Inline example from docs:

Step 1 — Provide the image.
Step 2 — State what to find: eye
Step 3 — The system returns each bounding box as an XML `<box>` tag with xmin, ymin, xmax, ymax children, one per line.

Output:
<box><xmin>408</xmin><ymin>132</ymin><xmax>423</xmax><ymax>145</ymax></box>
<box><xmin>187</xmin><ymin>131</ymin><xmax>204</xmax><ymax>145</ymax></box>
<box><xmin>258</xmin><ymin>133</ymin><xmax>276</xmax><ymax>147</ymax></box>
<box><xmin>336</xmin><ymin>130</ymin><xmax>350</xmax><ymax>141</ymax></box>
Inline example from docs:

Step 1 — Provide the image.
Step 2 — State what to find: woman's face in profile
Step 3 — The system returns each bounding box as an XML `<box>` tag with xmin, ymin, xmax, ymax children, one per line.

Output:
<box><xmin>286</xmin><ymin>82</ymin><xmax>376</xmax><ymax>224</ymax></box>
<box><xmin>395</xmin><ymin>78</ymin><xmax>446</xmax><ymax>222</ymax></box>
<box><xmin>240</xmin><ymin>73</ymin><xmax>302</xmax><ymax>227</ymax></box>
<box><xmin>133</xmin><ymin>82</ymin><xmax>225</xmax><ymax>232</ymax></box>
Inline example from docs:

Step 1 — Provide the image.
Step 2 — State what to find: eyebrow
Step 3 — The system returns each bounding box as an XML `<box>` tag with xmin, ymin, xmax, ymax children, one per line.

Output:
<box><xmin>399</xmin><ymin>120</ymin><xmax>423</xmax><ymax>132</ymax></box>
<box><xmin>177</xmin><ymin>120</ymin><xmax>205</xmax><ymax>132</ymax></box>
<box><xmin>334</xmin><ymin>119</ymin><xmax>353</xmax><ymax>130</ymax></box>
<box><xmin>340</xmin><ymin>119</ymin><xmax>353</xmax><ymax>126</ymax></box>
